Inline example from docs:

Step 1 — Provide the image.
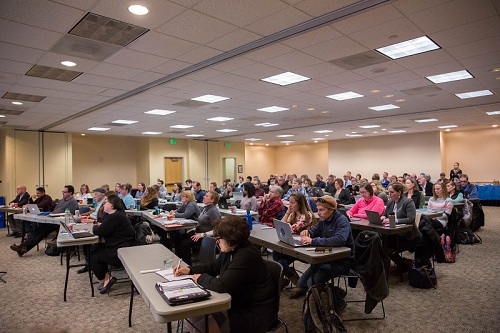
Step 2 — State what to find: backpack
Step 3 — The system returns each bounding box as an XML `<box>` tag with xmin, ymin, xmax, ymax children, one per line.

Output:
<box><xmin>303</xmin><ymin>284</ymin><xmax>347</xmax><ymax>333</ymax></box>
<box><xmin>461</xmin><ymin>199</ymin><xmax>473</xmax><ymax>228</ymax></box>
<box><xmin>458</xmin><ymin>228</ymin><xmax>482</xmax><ymax>245</ymax></box>
<box><xmin>45</xmin><ymin>237</ymin><xmax>61</xmax><ymax>256</ymax></box>
<box><xmin>134</xmin><ymin>221</ymin><xmax>153</xmax><ymax>245</ymax></box>
<box><xmin>441</xmin><ymin>234</ymin><xmax>456</xmax><ymax>263</ymax></box>
<box><xmin>470</xmin><ymin>201</ymin><xmax>485</xmax><ymax>232</ymax></box>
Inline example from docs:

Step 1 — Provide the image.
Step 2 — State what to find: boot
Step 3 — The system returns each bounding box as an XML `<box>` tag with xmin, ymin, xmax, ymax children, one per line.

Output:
<box><xmin>10</xmin><ymin>243</ymin><xmax>28</xmax><ymax>257</ymax></box>
<box><xmin>289</xmin><ymin>270</ymin><xmax>300</xmax><ymax>286</ymax></box>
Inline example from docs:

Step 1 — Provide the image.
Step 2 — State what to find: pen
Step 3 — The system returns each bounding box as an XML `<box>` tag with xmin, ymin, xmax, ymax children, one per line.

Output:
<box><xmin>175</xmin><ymin>258</ymin><xmax>182</xmax><ymax>273</ymax></box>
<box><xmin>140</xmin><ymin>268</ymin><xmax>160</xmax><ymax>274</ymax></box>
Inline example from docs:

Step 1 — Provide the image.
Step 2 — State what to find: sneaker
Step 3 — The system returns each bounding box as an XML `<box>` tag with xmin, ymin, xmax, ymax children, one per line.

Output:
<box><xmin>289</xmin><ymin>287</ymin><xmax>307</xmax><ymax>299</ymax></box>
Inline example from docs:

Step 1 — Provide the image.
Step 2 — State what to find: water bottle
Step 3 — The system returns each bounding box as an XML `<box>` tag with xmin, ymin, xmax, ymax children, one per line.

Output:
<box><xmin>246</xmin><ymin>210</ymin><xmax>252</xmax><ymax>230</ymax></box>
<box><xmin>65</xmin><ymin>208</ymin><xmax>71</xmax><ymax>224</ymax></box>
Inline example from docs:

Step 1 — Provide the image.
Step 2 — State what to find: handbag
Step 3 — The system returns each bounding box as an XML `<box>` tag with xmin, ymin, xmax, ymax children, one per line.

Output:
<box><xmin>409</xmin><ymin>265</ymin><xmax>437</xmax><ymax>289</ymax></box>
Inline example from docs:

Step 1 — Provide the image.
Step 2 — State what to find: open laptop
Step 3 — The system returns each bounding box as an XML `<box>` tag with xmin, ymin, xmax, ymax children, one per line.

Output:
<box><xmin>218</xmin><ymin>197</ymin><xmax>229</xmax><ymax>209</ymax></box>
<box><xmin>338</xmin><ymin>207</ymin><xmax>361</xmax><ymax>222</ymax></box>
<box><xmin>26</xmin><ymin>204</ymin><xmax>40</xmax><ymax>215</ymax></box>
<box><xmin>365</xmin><ymin>210</ymin><xmax>383</xmax><ymax>225</ymax></box>
<box><xmin>232</xmin><ymin>192</ymin><xmax>243</xmax><ymax>201</ymax></box>
<box><xmin>273</xmin><ymin>219</ymin><xmax>306</xmax><ymax>248</ymax></box>
<box><xmin>60</xmin><ymin>221</ymin><xmax>94</xmax><ymax>238</ymax></box>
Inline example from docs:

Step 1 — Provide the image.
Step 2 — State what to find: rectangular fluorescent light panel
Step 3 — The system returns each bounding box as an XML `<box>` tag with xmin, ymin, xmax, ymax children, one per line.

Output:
<box><xmin>311</xmin><ymin>138</ymin><xmax>326</xmax><ymax>141</ymax></box>
<box><xmin>415</xmin><ymin>118</ymin><xmax>438</xmax><ymax>123</ymax></box>
<box><xmin>255</xmin><ymin>122</ymin><xmax>279</xmax><ymax>127</ymax></box>
<box><xmin>369</xmin><ymin>104</ymin><xmax>400</xmax><ymax>111</ymax></box>
<box><xmin>191</xmin><ymin>94</ymin><xmax>230</xmax><ymax>103</ymax></box>
<box><xmin>486</xmin><ymin>111</ymin><xmax>500</xmax><ymax>115</ymax></box>
<box><xmin>245</xmin><ymin>138</ymin><xmax>261</xmax><ymax>141</ymax></box>
<box><xmin>170</xmin><ymin>125</ymin><xmax>193</xmax><ymax>129</ymax></box>
<box><xmin>276</xmin><ymin>134</ymin><xmax>293</xmax><ymax>138</ymax></box>
<box><xmin>216</xmin><ymin>129</ymin><xmax>237</xmax><ymax>132</ymax></box>
<box><xmin>142</xmin><ymin>131</ymin><xmax>162</xmax><ymax>135</ymax></box>
<box><xmin>455</xmin><ymin>90</ymin><xmax>493</xmax><ymax>99</ymax></box>
<box><xmin>345</xmin><ymin>134</ymin><xmax>363</xmax><ymax>137</ymax></box>
<box><xmin>256</xmin><ymin>106</ymin><xmax>289</xmax><ymax>113</ymax></box>
<box><xmin>112</xmin><ymin>120</ymin><xmax>138</xmax><ymax>125</ymax></box>
<box><xmin>326</xmin><ymin>92</ymin><xmax>364</xmax><ymax>101</ymax></box>
<box><xmin>388</xmin><ymin>130</ymin><xmax>406</xmax><ymax>133</ymax></box>
<box><xmin>438</xmin><ymin>125</ymin><xmax>457</xmax><ymax>129</ymax></box>
<box><xmin>207</xmin><ymin>117</ymin><xmax>234</xmax><ymax>122</ymax></box>
<box><xmin>144</xmin><ymin>109</ymin><xmax>176</xmax><ymax>115</ymax></box>
<box><xmin>261</xmin><ymin>72</ymin><xmax>310</xmax><ymax>86</ymax></box>
<box><xmin>186</xmin><ymin>134</ymin><xmax>205</xmax><ymax>137</ymax></box>
<box><xmin>88</xmin><ymin>127</ymin><xmax>110</xmax><ymax>131</ymax></box>
<box><xmin>426</xmin><ymin>70</ymin><xmax>473</xmax><ymax>84</ymax></box>
<box><xmin>280</xmin><ymin>141</ymin><xmax>294</xmax><ymax>144</ymax></box>
<box><xmin>359</xmin><ymin>125</ymin><xmax>380</xmax><ymax>129</ymax></box>
<box><xmin>376</xmin><ymin>36</ymin><xmax>440</xmax><ymax>59</ymax></box>
<box><xmin>314</xmin><ymin>130</ymin><xmax>333</xmax><ymax>133</ymax></box>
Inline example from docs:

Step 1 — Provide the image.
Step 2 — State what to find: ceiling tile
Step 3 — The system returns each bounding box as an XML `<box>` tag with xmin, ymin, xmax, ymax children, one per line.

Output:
<box><xmin>207</xmin><ymin>29</ymin><xmax>262</xmax><ymax>52</ymax></box>
<box><xmin>0</xmin><ymin>18</ymin><xmax>62</xmax><ymax>50</ymax></box>
<box><xmin>128</xmin><ymin>32</ymin><xmax>199</xmax><ymax>59</ymax></box>
<box><xmin>245</xmin><ymin>7</ymin><xmax>312</xmax><ymax>36</ymax></box>
<box><xmin>105</xmin><ymin>49</ymin><xmax>168</xmax><ymax>71</ymax></box>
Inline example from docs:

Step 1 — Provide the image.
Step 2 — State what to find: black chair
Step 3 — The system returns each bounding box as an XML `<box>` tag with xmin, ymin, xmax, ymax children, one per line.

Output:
<box><xmin>264</xmin><ymin>260</ymin><xmax>289</xmax><ymax>333</ymax></box>
<box><xmin>79</xmin><ymin>207</ymin><xmax>91</xmax><ymax>214</ymax></box>
<box><xmin>192</xmin><ymin>237</ymin><xmax>217</xmax><ymax>265</ymax></box>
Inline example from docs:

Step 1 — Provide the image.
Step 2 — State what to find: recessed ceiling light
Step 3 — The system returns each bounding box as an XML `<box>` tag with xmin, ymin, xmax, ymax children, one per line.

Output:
<box><xmin>370</xmin><ymin>89</ymin><xmax>381</xmax><ymax>93</ymax></box>
<box><xmin>486</xmin><ymin>111</ymin><xmax>500</xmax><ymax>115</ymax></box>
<box><xmin>311</xmin><ymin>138</ymin><xmax>326</xmax><ymax>141</ymax></box>
<box><xmin>320</xmin><ymin>110</ymin><xmax>329</xmax><ymax>114</ymax></box>
<box><xmin>493</xmin><ymin>124</ymin><xmax>498</xmax><ymax>128</ymax></box>
<box><xmin>142</xmin><ymin>131</ymin><xmax>162</xmax><ymax>135</ymax></box>
<box><xmin>369</xmin><ymin>104</ymin><xmax>400</xmax><ymax>111</ymax></box>
<box><xmin>249</xmin><ymin>143</ymin><xmax>254</xmax><ymax>145</ymax></box>
<box><xmin>170</xmin><ymin>125</ymin><xmax>193</xmax><ymax>129</ymax></box>
<box><xmin>314</xmin><ymin>130</ymin><xmax>333</xmax><ymax>133</ymax></box>
<box><xmin>207</xmin><ymin>117</ymin><xmax>234</xmax><ymax>122</ymax></box>
<box><xmin>345</xmin><ymin>134</ymin><xmax>363</xmax><ymax>137</ymax></box>
<box><xmin>438</xmin><ymin>125</ymin><xmax>457</xmax><ymax>129</ymax></box>
<box><xmin>455</xmin><ymin>90</ymin><xmax>493</xmax><ymax>99</ymax></box>
<box><xmin>191</xmin><ymin>94</ymin><xmax>230</xmax><ymax>103</ymax></box>
<box><xmin>381</xmin><ymin>128</ymin><xmax>387</xmax><ymax>131</ymax></box>
<box><xmin>359</xmin><ymin>125</ymin><xmax>380</xmax><ymax>129</ymax></box>
<box><xmin>383</xmin><ymin>94</ymin><xmax>394</xmax><ymax>98</ymax></box>
<box><xmin>351</xmin><ymin>131</ymin><xmax>356</xmax><ymax>134</ymax></box>
<box><xmin>291</xmin><ymin>104</ymin><xmax>298</xmax><ymax>108</ymax></box>
<box><xmin>389</xmin><ymin>130</ymin><xmax>407</xmax><ymax>133</ymax></box>
<box><xmin>265</xmin><ymin>144</ymin><xmax>269</xmax><ymax>146</ymax></box>
<box><xmin>0</xmin><ymin>115</ymin><xmax>5</xmax><ymax>118</ymax></box>
<box><xmin>326</xmin><ymin>92</ymin><xmax>364</xmax><ymax>101</ymax></box>
<box><xmin>307</xmin><ymin>108</ymin><xmax>315</xmax><ymax>111</ymax></box>
<box><xmin>255</xmin><ymin>123</ymin><xmax>279</xmax><ymax>127</ymax></box>
<box><xmin>128</xmin><ymin>5</ymin><xmax>149</xmax><ymax>15</ymax></box>
<box><xmin>324</xmin><ymin>135</ymin><xmax>329</xmax><ymax>137</ymax></box>
<box><xmin>489</xmin><ymin>67</ymin><xmax>500</xmax><ymax>72</ymax></box>
<box><xmin>280</xmin><ymin>141</ymin><xmax>294</xmax><ymax>144</ymax></box>
<box><xmin>445</xmin><ymin>129</ymin><xmax>451</xmax><ymax>132</ymax></box>
<box><xmin>88</xmin><ymin>127</ymin><xmax>110</xmax><ymax>131</ymax></box>
<box><xmin>256</xmin><ymin>106</ymin><xmax>289</xmax><ymax>113</ymax></box>
<box><xmin>276</xmin><ymin>134</ymin><xmax>294</xmax><ymax>138</ymax></box>
<box><xmin>261</xmin><ymin>72</ymin><xmax>310</xmax><ymax>86</ymax></box>
<box><xmin>216</xmin><ymin>129</ymin><xmax>237</xmax><ymax>132</ymax></box>
<box><xmin>112</xmin><ymin>119</ymin><xmax>138</xmax><ymax>125</ymax></box>
<box><xmin>186</xmin><ymin>134</ymin><xmax>205</xmax><ymax>137</ymax></box>
<box><xmin>144</xmin><ymin>109</ymin><xmax>176</xmax><ymax>116</ymax></box>
<box><xmin>61</xmin><ymin>61</ymin><xmax>76</xmax><ymax>67</ymax></box>
<box><xmin>12</xmin><ymin>101</ymin><xmax>23</xmax><ymax>105</ymax></box>
<box><xmin>415</xmin><ymin>118</ymin><xmax>438</xmax><ymax>123</ymax></box>
<box><xmin>314</xmin><ymin>141</ymin><xmax>318</xmax><ymax>143</ymax></box>
<box><xmin>395</xmin><ymin>99</ymin><xmax>406</xmax><ymax>102</ymax></box>
<box><xmin>80</xmin><ymin>133</ymin><xmax>85</xmax><ymax>136</ymax></box>
<box><xmin>376</xmin><ymin>36</ymin><xmax>440</xmax><ymax>59</ymax></box>
<box><xmin>426</xmin><ymin>70</ymin><xmax>473</xmax><ymax>84</ymax></box>
<box><xmin>245</xmin><ymin>138</ymin><xmax>261</xmax><ymax>141</ymax></box>
<box><xmin>373</xmin><ymin>131</ymin><xmax>378</xmax><ymax>134</ymax></box>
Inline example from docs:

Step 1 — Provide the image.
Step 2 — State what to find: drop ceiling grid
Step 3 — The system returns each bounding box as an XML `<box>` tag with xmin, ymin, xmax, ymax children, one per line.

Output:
<box><xmin>0</xmin><ymin>18</ymin><xmax>63</xmax><ymax>50</ymax></box>
<box><xmin>300</xmin><ymin>36</ymin><xmax>368</xmax><ymax>62</ymax></box>
<box><xmin>104</xmin><ymin>49</ymin><xmax>170</xmax><ymax>71</ymax></box>
<box><xmin>0</xmin><ymin>42</ymin><xmax>46</xmax><ymax>64</ymax></box>
<box><xmin>72</xmin><ymin>74</ymin><xmax>124</xmax><ymax>88</ymax></box>
<box><xmin>244</xmin><ymin>6</ymin><xmax>313</xmax><ymax>36</ymax></box>
<box><xmin>447</xmin><ymin>35</ymin><xmax>500</xmax><ymax>61</ymax></box>
<box><xmin>432</xmin><ymin>16</ymin><xmax>500</xmax><ymax>49</ymax></box>
<box><xmin>262</xmin><ymin>50</ymin><xmax>325</xmax><ymax>71</ymax></box>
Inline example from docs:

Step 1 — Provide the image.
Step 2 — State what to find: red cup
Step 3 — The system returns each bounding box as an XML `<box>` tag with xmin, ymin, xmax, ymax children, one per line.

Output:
<box><xmin>14</xmin><ymin>203</ymin><xmax>18</xmax><ymax>208</ymax></box>
<box><xmin>167</xmin><ymin>215</ymin><xmax>173</xmax><ymax>221</ymax></box>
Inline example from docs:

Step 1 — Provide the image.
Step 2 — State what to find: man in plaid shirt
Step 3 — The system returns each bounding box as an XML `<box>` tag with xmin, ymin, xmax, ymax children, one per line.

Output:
<box><xmin>257</xmin><ymin>185</ymin><xmax>284</xmax><ymax>227</ymax></box>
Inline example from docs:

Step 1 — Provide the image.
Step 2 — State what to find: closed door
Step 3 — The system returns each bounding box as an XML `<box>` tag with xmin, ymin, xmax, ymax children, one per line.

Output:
<box><xmin>164</xmin><ymin>157</ymin><xmax>183</xmax><ymax>192</ymax></box>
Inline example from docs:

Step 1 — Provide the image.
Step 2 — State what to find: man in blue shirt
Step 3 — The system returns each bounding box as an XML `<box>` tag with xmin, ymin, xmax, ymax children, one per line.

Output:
<box><xmin>120</xmin><ymin>183</ymin><xmax>136</xmax><ymax>209</ymax></box>
<box><xmin>314</xmin><ymin>174</ymin><xmax>326</xmax><ymax>188</ymax></box>
<box><xmin>192</xmin><ymin>181</ymin><xmax>206</xmax><ymax>203</ymax></box>
<box><xmin>459</xmin><ymin>174</ymin><xmax>478</xmax><ymax>199</ymax></box>
<box><xmin>282</xmin><ymin>178</ymin><xmax>307</xmax><ymax>205</ymax></box>
<box><xmin>381</xmin><ymin>172</ymin><xmax>390</xmax><ymax>189</ymax></box>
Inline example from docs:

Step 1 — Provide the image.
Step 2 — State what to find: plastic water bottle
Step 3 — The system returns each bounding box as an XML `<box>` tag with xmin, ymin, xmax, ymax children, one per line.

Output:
<box><xmin>65</xmin><ymin>208</ymin><xmax>71</xmax><ymax>224</ymax></box>
<box><xmin>246</xmin><ymin>210</ymin><xmax>252</xmax><ymax>230</ymax></box>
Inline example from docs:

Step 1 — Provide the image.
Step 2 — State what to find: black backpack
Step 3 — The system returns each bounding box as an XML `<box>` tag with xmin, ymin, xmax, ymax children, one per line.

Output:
<box><xmin>470</xmin><ymin>201</ymin><xmax>485</xmax><ymax>232</ymax></box>
<box><xmin>134</xmin><ymin>221</ymin><xmax>153</xmax><ymax>245</ymax></box>
<box><xmin>303</xmin><ymin>284</ymin><xmax>347</xmax><ymax>333</ymax></box>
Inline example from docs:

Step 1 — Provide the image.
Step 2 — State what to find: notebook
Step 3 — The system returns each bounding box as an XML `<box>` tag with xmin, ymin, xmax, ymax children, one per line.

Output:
<box><xmin>155</xmin><ymin>278</ymin><xmax>211</xmax><ymax>305</ymax></box>
<box><xmin>60</xmin><ymin>221</ymin><xmax>94</xmax><ymax>238</ymax></box>
<box><xmin>218</xmin><ymin>197</ymin><xmax>229</xmax><ymax>209</ymax></box>
<box><xmin>273</xmin><ymin>219</ymin><xmax>306</xmax><ymax>247</ymax></box>
<box><xmin>232</xmin><ymin>192</ymin><xmax>243</xmax><ymax>201</ymax></box>
<box><xmin>365</xmin><ymin>210</ymin><xmax>383</xmax><ymax>225</ymax></box>
<box><xmin>26</xmin><ymin>204</ymin><xmax>40</xmax><ymax>215</ymax></box>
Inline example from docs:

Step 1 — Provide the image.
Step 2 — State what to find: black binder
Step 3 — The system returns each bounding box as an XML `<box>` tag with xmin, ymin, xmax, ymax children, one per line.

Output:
<box><xmin>155</xmin><ymin>278</ymin><xmax>211</xmax><ymax>305</ymax></box>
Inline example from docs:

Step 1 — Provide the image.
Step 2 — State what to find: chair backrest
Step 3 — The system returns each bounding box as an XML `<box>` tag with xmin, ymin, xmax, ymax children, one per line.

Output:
<box><xmin>79</xmin><ymin>207</ymin><xmax>91</xmax><ymax>214</ymax></box>
<box><xmin>415</xmin><ymin>210</ymin><xmax>422</xmax><ymax>226</ymax></box>
<box><xmin>197</xmin><ymin>237</ymin><xmax>217</xmax><ymax>264</ymax></box>
<box><xmin>264</xmin><ymin>260</ymin><xmax>283</xmax><ymax>310</ymax></box>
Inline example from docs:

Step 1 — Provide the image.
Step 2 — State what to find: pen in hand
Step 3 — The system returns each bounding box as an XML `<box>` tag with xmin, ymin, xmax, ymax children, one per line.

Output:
<box><xmin>174</xmin><ymin>258</ymin><xmax>182</xmax><ymax>276</ymax></box>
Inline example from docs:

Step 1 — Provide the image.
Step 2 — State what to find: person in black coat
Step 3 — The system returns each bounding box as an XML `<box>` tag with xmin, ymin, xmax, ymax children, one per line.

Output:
<box><xmin>331</xmin><ymin>178</ymin><xmax>352</xmax><ymax>205</ymax></box>
<box><xmin>175</xmin><ymin>216</ymin><xmax>276</xmax><ymax>333</ymax></box>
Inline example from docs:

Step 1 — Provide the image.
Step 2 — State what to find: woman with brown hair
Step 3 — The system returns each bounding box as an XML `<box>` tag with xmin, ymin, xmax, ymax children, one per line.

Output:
<box><xmin>139</xmin><ymin>185</ymin><xmax>159</xmax><ymax>210</ymax></box>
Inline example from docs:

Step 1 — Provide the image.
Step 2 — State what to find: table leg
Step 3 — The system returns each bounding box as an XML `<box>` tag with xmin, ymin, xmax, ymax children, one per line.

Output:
<box><xmin>128</xmin><ymin>281</ymin><xmax>135</xmax><ymax>327</ymax></box>
<box><xmin>205</xmin><ymin>314</ymin><xmax>209</xmax><ymax>332</ymax></box>
<box><xmin>87</xmin><ymin>245</ymin><xmax>94</xmax><ymax>297</ymax></box>
<box><xmin>167</xmin><ymin>322</ymin><xmax>172</xmax><ymax>333</ymax></box>
<box><xmin>64</xmin><ymin>246</ymin><xmax>70</xmax><ymax>302</ymax></box>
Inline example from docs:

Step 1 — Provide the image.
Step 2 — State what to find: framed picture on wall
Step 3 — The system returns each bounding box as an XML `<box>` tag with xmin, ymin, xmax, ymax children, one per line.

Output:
<box><xmin>238</xmin><ymin>165</ymin><xmax>243</xmax><ymax>173</ymax></box>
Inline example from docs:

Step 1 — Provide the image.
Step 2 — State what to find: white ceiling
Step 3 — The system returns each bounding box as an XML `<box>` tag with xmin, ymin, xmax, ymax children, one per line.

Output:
<box><xmin>0</xmin><ymin>0</ymin><xmax>499</xmax><ymax>145</ymax></box>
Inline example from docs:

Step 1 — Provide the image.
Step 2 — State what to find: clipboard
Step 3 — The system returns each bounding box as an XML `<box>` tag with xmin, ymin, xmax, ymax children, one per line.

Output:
<box><xmin>155</xmin><ymin>278</ymin><xmax>211</xmax><ymax>305</ymax></box>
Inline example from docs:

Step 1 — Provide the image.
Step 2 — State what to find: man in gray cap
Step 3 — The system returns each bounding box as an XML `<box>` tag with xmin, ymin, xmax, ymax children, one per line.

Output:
<box><xmin>82</xmin><ymin>188</ymin><xmax>106</xmax><ymax>221</ymax></box>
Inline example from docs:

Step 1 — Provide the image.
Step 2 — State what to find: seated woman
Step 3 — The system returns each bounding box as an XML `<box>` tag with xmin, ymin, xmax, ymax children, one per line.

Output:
<box><xmin>135</xmin><ymin>182</ymin><xmax>145</xmax><ymax>199</ymax></box>
<box><xmin>381</xmin><ymin>182</ymin><xmax>421</xmax><ymax>274</ymax></box>
<box><xmin>240</xmin><ymin>182</ymin><xmax>258</xmax><ymax>211</ymax></box>
<box><xmin>273</xmin><ymin>192</ymin><xmax>316</xmax><ymax>286</ymax></box>
<box><xmin>173</xmin><ymin>191</ymin><xmax>221</xmax><ymax>265</ymax></box>
<box><xmin>75</xmin><ymin>184</ymin><xmax>93</xmax><ymax>203</ymax></box>
<box><xmin>139</xmin><ymin>185</ymin><xmax>159</xmax><ymax>210</ymax></box>
<box><xmin>332</xmin><ymin>178</ymin><xmax>352</xmax><ymax>206</ymax></box>
<box><xmin>219</xmin><ymin>179</ymin><xmax>229</xmax><ymax>196</ymax></box>
<box><xmin>174</xmin><ymin>216</ymin><xmax>276</xmax><ymax>333</ymax></box>
<box><xmin>222</xmin><ymin>182</ymin><xmax>234</xmax><ymax>199</ymax></box>
<box><xmin>90</xmin><ymin>194</ymin><xmax>135</xmax><ymax>294</ymax></box>
<box><xmin>446</xmin><ymin>180</ymin><xmax>464</xmax><ymax>203</ymax></box>
<box><xmin>170</xmin><ymin>182</ymin><xmax>183</xmax><ymax>202</ymax></box>
<box><xmin>302</xmin><ymin>178</ymin><xmax>315</xmax><ymax>197</ymax></box>
<box><xmin>346</xmin><ymin>183</ymin><xmax>385</xmax><ymax>219</ymax></box>
<box><xmin>371</xmin><ymin>180</ymin><xmax>388</xmax><ymax>205</ymax></box>
<box><xmin>427</xmin><ymin>183</ymin><xmax>453</xmax><ymax>229</ymax></box>
<box><xmin>404</xmin><ymin>178</ymin><xmax>425</xmax><ymax>208</ymax></box>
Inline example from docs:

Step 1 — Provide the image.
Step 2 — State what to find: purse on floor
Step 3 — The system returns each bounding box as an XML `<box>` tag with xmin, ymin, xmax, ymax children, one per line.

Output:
<box><xmin>409</xmin><ymin>265</ymin><xmax>437</xmax><ymax>289</ymax></box>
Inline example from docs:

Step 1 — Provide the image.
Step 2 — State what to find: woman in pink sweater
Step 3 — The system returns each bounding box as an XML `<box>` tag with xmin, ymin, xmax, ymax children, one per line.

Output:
<box><xmin>347</xmin><ymin>183</ymin><xmax>385</xmax><ymax>218</ymax></box>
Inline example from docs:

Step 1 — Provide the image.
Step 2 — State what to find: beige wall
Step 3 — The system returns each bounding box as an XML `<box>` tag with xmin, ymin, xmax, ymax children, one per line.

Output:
<box><xmin>218</xmin><ymin>141</ymin><xmax>245</xmax><ymax>185</ymax></box>
<box><xmin>275</xmin><ymin>142</ymin><xmax>329</xmax><ymax>178</ymax></box>
<box><xmin>328</xmin><ymin>131</ymin><xmax>442</xmax><ymax>180</ymax></box>
<box><xmin>0</xmin><ymin>129</ymin><xmax>15</xmax><ymax>200</ymax></box>
<box><xmin>72</xmin><ymin>134</ymin><xmax>137</xmax><ymax>191</ymax></box>
<box><xmin>442</xmin><ymin>128</ymin><xmax>500</xmax><ymax>183</ymax></box>
<box><xmin>245</xmin><ymin>145</ymin><xmax>277</xmax><ymax>181</ymax></box>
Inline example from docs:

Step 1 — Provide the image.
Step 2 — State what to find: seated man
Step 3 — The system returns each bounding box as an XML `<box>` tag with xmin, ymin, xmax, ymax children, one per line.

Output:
<box><xmin>82</xmin><ymin>188</ymin><xmax>106</xmax><ymax>221</ymax></box>
<box><xmin>325</xmin><ymin>175</ymin><xmax>336</xmax><ymax>194</ymax></box>
<box><xmin>209</xmin><ymin>181</ymin><xmax>221</xmax><ymax>194</ymax></box>
<box><xmin>7</xmin><ymin>185</ymin><xmax>30</xmax><ymax>237</ymax></box>
<box><xmin>290</xmin><ymin>195</ymin><xmax>355</xmax><ymax>299</ymax></box>
<box><xmin>282</xmin><ymin>178</ymin><xmax>307</xmax><ymax>205</ymax></box>
<box><xmin>120</xmin><ymin>183</ymin><xmax>136</xmax><ymax>209</ymax></box>
<box><xmin>192</xmin><ymin>181</ymin><xmax>207</xmax><ymax>203</ymax></box>
<box><xmin>419</xmin><ymin>174</ymin><xmax>433</xmax><ymax>196</ymax></box>
<box><xmin>314</xmin><ymin>174</ymin><xmax>326</xmax><ymax>189</ymax></box>
<box><xmin>24</xmin><ymin>187</ymin><xmax>55</xmax><ymax>234</ymax></box>
<box><xmin>257</xmin><ymin>185</ymin><xmax>284</xmax><ymax>227</ymax></box>
<box><xmin>459</xmin><ymin>174</ymin><xmax>478</xmax><ymax>199</ymax></box>
<box><xmin>157</xmin><ymin>179</ymin><xmax>168</xmax><ymax>199</ymax></box>
<box><xmin>277</xmin><ymin>176</ymin><xmax>290</xmax><ymax>196</ymax></box>
<box><xmin>10</xmin><ymin>185</ymin><xmax>79</xmax><ymax>257</ymax></box>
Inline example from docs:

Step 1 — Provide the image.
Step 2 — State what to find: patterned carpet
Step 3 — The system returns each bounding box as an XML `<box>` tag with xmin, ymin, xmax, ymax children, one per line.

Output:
<box><xmin>1</xmin><ymin>206</ymin><xmax>498</xmax><ymax>333</ymax></box>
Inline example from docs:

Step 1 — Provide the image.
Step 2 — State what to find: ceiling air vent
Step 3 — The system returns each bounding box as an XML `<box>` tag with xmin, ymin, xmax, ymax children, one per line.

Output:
<box><xmin>401</xmin><ymin>85</ymin><xmax>442</xmax><ymax>95</ymax></box>
<box><xmin>329</xmin><ymin>50</ymin><xmax>389</xmax><ymax>70</ymax></box>
<box><xmin>26</xmin><ymin>65</ymin><xmax>82</xmax><ymax>82</ymax></box>
<box><xmin>173</xmin><ymin>100</ymin><xmax>210</xmax><ymax>108</ymax></box>
<box><xmin>0</xmin><ymin>109</ymin><xmax>24</xmax><ymax>115</ymax></box>
<box><xmin>3</xmin><ymin>92</ymin><xmax>46</xmax><ymax>102</ymax></box>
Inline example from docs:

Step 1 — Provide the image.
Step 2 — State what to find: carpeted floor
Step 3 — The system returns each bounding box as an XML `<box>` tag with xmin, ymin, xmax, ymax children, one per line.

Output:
<box><xmin>1</xmin><ymin>206</ymin><xmax>498</xmax><ymax>333</ymax></box>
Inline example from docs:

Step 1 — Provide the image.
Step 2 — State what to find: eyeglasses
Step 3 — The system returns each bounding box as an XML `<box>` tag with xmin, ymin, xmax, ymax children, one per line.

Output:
<box><xmin>460</xmin><ymin>180</ymin><xmax>467</xmax><ymax>183</ymax></box>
